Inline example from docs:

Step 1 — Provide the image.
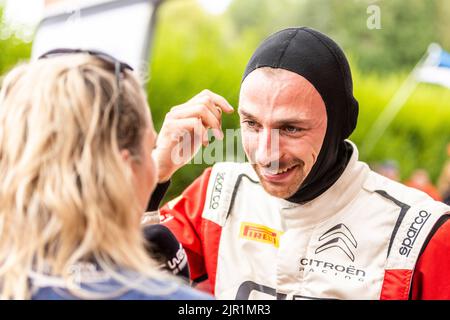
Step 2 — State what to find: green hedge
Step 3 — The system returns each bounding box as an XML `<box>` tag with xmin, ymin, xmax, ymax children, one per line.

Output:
<box><xmin>1</xmin><ymin>2</ymin><xmax>449</xmax><ymax>203</ymax></box>
<box><xmin>0</xmin><ymin>7</ymin><xmax>31</xmax><ymax>77</ymax></box>
<box><xmin>352</xmin><ymin>70</ymin><xmax>450</xmax><ymax>181</ymax></box>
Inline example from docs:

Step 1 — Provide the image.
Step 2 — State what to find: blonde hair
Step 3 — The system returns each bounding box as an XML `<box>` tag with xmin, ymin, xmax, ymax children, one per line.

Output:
<box><xmin>0</xmin><ymin>54</ymin><xmax>170</xmax><ymax>299</ymax></box>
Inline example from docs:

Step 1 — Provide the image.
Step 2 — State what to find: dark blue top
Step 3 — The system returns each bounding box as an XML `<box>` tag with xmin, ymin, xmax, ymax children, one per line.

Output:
<box><xmin>30</xmin><ymin>269</ymin><xmax>212</xmax><ymax>300</ymax></box>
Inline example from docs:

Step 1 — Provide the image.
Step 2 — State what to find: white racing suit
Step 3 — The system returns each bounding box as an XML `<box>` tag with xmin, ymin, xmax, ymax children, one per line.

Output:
<box><xmin>159</xmin><ymin>141</ymin><xmax>450</xmax><ymax>299</ymax></box>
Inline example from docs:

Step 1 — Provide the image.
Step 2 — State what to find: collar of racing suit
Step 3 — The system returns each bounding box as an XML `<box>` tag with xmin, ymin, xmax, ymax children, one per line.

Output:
<box><xmin>270</xmin><ymin>140</ymin><xmax>369</xmax><ymax>226</ymax></box>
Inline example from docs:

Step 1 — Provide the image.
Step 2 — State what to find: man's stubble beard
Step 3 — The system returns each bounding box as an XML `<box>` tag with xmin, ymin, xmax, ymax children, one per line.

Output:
<box><xmin>252</xmin><ymin>162</ymin><xmax>306</xmax><ymax>199</ymax></box>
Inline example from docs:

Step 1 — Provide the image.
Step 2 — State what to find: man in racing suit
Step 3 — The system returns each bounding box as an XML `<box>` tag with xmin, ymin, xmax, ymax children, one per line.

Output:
<box><xmin>150</xmin><ymin>27</ymin><xmax>450</xmax><ymax>299</ymax></box>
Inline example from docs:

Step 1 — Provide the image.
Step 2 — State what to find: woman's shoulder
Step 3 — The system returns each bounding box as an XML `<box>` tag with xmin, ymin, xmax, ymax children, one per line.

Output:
<box><xmin>31</xmin><ymin>275</ymin><xmax>213</xmax><ymax>300</ymax></box>
<box><xmin>118</xmin><ymin>279</ymin><xmax>213</xmax><ymax>300</ymax></box>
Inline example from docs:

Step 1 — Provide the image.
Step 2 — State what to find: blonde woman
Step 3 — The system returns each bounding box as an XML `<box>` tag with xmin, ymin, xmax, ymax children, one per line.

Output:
<box><xmin>0</xmin><ymin>49</ymin><xmax>211</xmax><ymax>300</ymax></box>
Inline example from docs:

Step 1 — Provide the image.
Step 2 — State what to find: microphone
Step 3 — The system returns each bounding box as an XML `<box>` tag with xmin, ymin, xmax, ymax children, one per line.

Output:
<box><xmin>143</xmin><ymin>224</ymin><xmax>190</xmax><ymax>280</ymax></box>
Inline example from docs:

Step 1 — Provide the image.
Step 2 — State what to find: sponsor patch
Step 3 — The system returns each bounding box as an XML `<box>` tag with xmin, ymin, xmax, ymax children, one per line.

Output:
<box><xmin>239</xmin><ymin>222</ymin><xmax>281</xmax><ymax>248</ymax></box>
<box><xmin>315</xmin><ymin>223</ymin><xmax>358</xmax><ymax>262</ymax></box>
<box><xmin>209</xmin><ymin>172</ymin><xmax>225</xmax><ymax>210</ymax></box>
<box><xmin>399</xmin><ymin>210</ymin><xmax>431</xmax><ymax>257</ymax></box>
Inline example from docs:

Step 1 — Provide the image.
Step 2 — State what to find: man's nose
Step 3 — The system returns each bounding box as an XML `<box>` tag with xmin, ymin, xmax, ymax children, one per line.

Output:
<box><xmin>254</xmin><ymin>128</ymin><xmax>280</xmax><ymax>167</ymax></box>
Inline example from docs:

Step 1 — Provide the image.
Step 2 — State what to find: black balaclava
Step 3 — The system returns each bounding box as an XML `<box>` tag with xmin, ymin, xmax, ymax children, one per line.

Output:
<box><xmin>242</xmin><ymin>27</ymin><xmax>359</xmax><ymax>204</ymax></box>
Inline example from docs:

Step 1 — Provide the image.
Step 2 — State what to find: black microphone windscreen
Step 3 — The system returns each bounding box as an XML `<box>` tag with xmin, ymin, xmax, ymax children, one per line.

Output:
<box><xmin>143</xmin><ymin>224</ymin><xmax>190</xmax><ymax>280</ymax></box>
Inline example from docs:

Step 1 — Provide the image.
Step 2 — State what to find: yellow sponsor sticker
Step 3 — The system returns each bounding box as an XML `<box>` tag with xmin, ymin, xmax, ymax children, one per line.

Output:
<box><xmin>239</xmin><ymin>222</ymin><xmax>282</xmax><ymax>248</ymax></box>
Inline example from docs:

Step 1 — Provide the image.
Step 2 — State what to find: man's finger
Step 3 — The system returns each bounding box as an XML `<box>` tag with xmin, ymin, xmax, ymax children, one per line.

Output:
<box><xmin>197</xmin><ymin>89</ymin><xmax>234</xmax><ymax>113</ymax></box>
<box><xmin>191</xmin><ymin>95</ymin><xmax>222</xmax><ymax>120</ymax></box>
<box><xmin>167</xmin><ymin>117</ymin><xmax>208</xmax><ymax>145</ymax></box>
<box><xmin>169</xmin><ymin>105</ymin><xmax>223</xmax><ymax>139</ymax></box>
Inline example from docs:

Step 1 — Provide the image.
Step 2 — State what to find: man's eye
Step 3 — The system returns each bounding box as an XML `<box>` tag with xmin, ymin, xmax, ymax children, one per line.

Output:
<box><xmin>283</xmin><ymin>126</ymin><xmax>300</xmax><ymax>134</ymax></box>
<box><xmin>244</xmin><ymin>120</ymin><xmax>257</xmax><ymax>128</ymax></box>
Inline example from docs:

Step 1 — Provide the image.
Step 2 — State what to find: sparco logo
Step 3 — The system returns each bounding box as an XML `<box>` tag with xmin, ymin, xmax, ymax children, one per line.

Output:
<box><xmin>209</xmin><ymin>172</ymin><xmax>225</xmax><ymax>209</ymax></box>
<box><xmin>315</xmin><ymin>223</ymin><xmax>358</xmax><ymax>262</ymax></box>
<box><xmin>399</xmin><ymin>210</ymin><xmax>431</xmax><ymax>257</ymax></box>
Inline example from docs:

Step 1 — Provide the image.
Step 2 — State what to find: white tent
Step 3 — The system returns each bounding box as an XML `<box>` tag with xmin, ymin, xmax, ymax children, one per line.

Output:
<box><xmin>31</xmin><ymin>0</ymin><xmax>162</xmax><ymax>83</ymax></box>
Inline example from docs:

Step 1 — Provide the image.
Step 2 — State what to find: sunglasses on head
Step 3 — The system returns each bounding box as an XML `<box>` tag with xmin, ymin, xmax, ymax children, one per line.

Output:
<box><xmin>38</xmin><ymin>48</ymin><xmax>134</xmax><ymax>111</ymax></box>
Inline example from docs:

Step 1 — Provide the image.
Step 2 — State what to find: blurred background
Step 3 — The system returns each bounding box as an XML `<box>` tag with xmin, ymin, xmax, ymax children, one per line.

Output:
<box><xmin>1</xmin><ymin>0</ymin><xmax>450</xmax><ymax>201</ymax></box>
